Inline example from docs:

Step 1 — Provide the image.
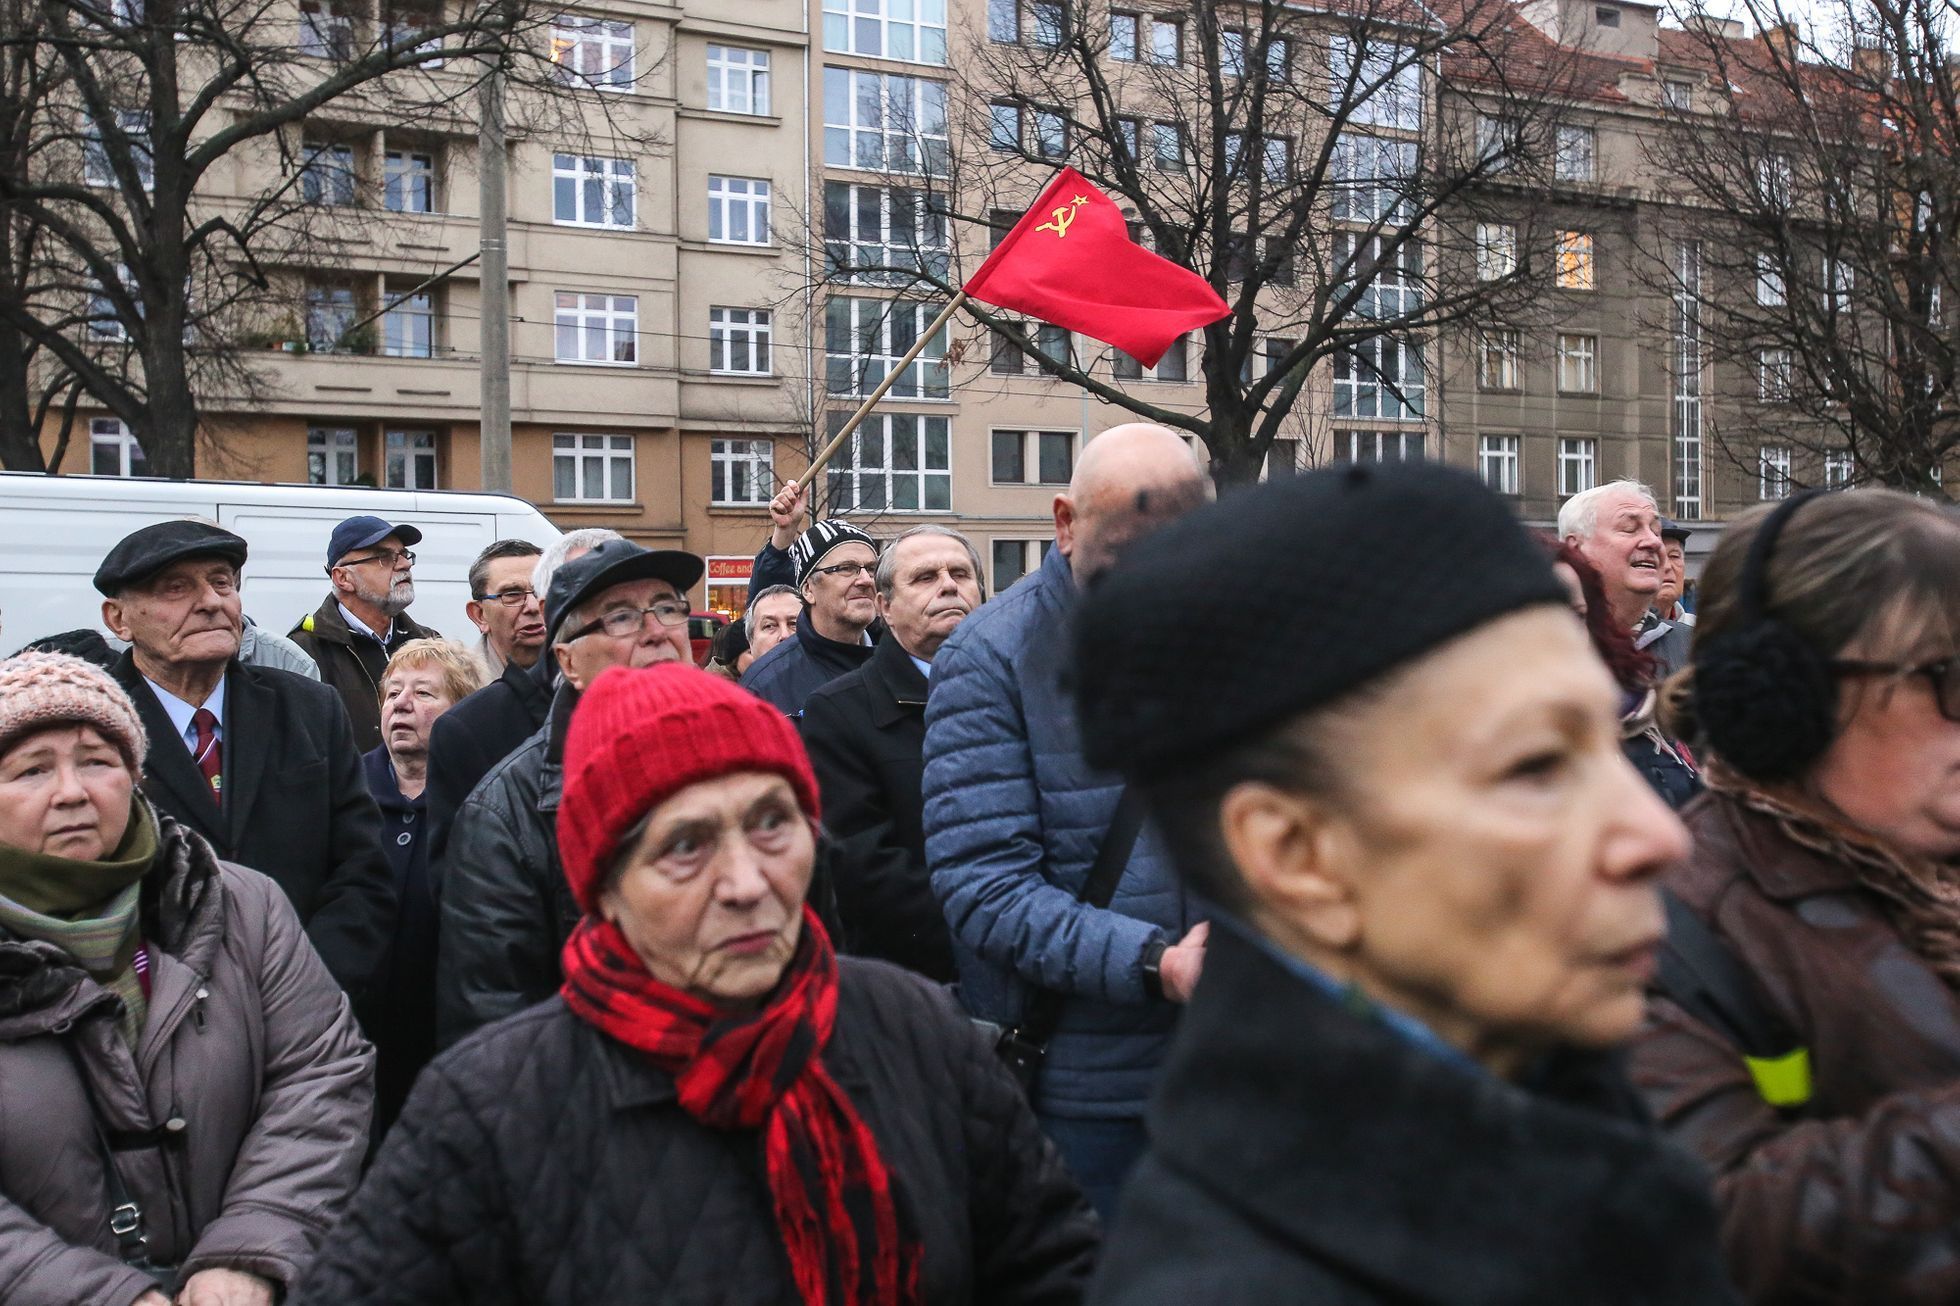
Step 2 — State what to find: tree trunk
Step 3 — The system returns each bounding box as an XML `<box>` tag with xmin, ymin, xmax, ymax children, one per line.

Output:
<box><xmin>0</xmin><ymin>314</ymin><xmax>46</xmax><ymax>471</ymax></box>
<box><xmin>142</xmin><ymin>349</ymin><xmax>197</xmax><ymax>478</ymax></box>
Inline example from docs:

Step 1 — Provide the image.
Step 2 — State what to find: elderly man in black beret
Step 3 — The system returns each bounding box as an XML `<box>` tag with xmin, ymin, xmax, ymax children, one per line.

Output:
<box><xmin>96</xmin><ymin>520</ymin><xmax>397</xmax><ymax>1000</ymax></box>
<box><xmin>1074</xmin><ymin>464</ymin><xmax>1735</xmax><ymax>1304</ymax></box>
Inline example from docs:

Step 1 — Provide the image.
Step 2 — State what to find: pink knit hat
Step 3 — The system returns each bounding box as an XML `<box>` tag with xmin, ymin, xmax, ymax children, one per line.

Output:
<box><xmin>557</xmin><ymin>662</ymin><xmax>820</xmax><ymax>912</ymax></box>
<box><xmin>0</xmin><ymin>652</ymin><xmax>149</xmax><ymax>771</ymax></box>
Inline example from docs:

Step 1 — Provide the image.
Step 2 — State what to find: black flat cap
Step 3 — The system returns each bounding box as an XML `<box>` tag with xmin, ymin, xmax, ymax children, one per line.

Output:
<box><xmin>1073</xmin><ymin>462</ymin><xmax>1568</xmax><ymax>783</ymax></box>
<box><xmin>545</xmin><ymin>538</ymin><xmax>706</xmax><ymax>644</ymax></box>
<box><xmin>1659</xmin><ymin>517</ymin><xmax>1693</xmax><ymax>543</ymax></box>
<box><xmin>94</xmin><ymin>521</ymin><xmax>249</xmax><ymax>596</ymax></box>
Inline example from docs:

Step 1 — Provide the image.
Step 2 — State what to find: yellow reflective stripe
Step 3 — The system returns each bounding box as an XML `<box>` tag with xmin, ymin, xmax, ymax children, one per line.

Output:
<box><xmin>1745</xmin><ymin>1048</ymin><xmax>1813</xmax><ymax>1109</ymax></box>
<box><xmin>301</xmin><ymin>614</ymin><xmax>315</xmax><ymax>633</ymax></box>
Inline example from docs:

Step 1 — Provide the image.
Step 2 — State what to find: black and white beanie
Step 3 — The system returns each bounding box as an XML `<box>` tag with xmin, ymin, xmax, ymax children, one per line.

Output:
<box><xmin>790</xmin><ymin>520</ymin><xmax>878</xmax><ymax>585</ymax></box>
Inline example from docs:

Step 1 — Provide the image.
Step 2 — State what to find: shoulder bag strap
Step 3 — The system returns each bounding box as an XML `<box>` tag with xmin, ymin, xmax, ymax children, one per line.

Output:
<box><xmin>58</xmin><ymin>1040</ymin><xmax>156</xmax><ymax>1269</ymax></box>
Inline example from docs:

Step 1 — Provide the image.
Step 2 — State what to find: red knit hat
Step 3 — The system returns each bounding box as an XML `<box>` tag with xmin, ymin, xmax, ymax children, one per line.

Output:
<box><xmin>557</xmin><ymin>663</ymin><xmax>821</xmax><ymax>912</ymax></box>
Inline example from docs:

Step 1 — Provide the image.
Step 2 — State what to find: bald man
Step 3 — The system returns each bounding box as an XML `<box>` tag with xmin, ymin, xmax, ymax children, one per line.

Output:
<box><xmin>922</xmin><ymin>423</ymin><xmax>1213</xmax><ymax>1219</ymax></box>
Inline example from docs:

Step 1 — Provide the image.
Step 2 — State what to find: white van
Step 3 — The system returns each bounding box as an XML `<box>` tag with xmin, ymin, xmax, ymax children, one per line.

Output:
<box><xmin>0</xmin><ymin>473</ymin><xmax>563</xmax><ymax>651</ymax></box>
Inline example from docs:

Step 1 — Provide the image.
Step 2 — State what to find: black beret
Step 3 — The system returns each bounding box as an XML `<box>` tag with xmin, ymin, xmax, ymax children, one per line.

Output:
<box><xmin>1073</xmin><ymin>462</ymin><xmax>1568</xmax><ymax>783</ymax></box>
<box><xmin>94</xmin><ymin>521</ymin><xmax>249</xmax><ymax>596</ymax></box>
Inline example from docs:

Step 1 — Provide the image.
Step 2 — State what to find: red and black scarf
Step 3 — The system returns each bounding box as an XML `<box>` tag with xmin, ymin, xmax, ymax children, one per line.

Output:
<box><xmin>560</xmin><ymin>906</ymin><xmax>923</xmax><ymax>1305</ymax></box>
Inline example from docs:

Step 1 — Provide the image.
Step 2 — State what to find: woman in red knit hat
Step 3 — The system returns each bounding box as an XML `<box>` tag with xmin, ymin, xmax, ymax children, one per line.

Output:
<box><xmin>302</xmin><ymin>661</ymin><xmax>1099</xmax><ymax>1306</ymax></box>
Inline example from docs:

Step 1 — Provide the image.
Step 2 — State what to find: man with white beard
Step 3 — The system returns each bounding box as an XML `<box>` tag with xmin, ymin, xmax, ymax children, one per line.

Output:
<box><xmin>292</xmin><ymin>515</ymin><xmax>443</xmax><ymax>752</ymax></box>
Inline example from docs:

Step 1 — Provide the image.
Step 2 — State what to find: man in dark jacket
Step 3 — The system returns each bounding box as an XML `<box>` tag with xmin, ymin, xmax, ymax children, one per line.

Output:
<box><xmin>435</xmin><ymin>538</ymin><xmax>703</xmax><ymax>1044</ymax></box>
<box><xmin>742</xmin><ymin>519</ymin><xmax>880</xmax><ymax>716</ymax></box>
<box><xmin>803</xmin><ymin>525</ymin><xmax>982</xmax><ymax>982</ymax></box>
<box><xmin>95</xmin><ymin>520</ymin><xmax>396</xmax><ymax>1000</ymax></box>
<box><xmin>291</xmin><ymin>515</ymin><xmax>441</xmax><ymax>752</ymax></box>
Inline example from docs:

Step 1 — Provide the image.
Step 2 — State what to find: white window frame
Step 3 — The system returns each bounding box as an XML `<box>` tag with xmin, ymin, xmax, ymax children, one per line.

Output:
<box><xmin>550</xmin><ymin>16</ymin><xmax>634</xmax><ymax>90</ymax></box>
<box><xmin>384</xmin><ymin>429</ymin><xmax>438</xmax><ymax>489</ymax></box>
<box><xmin>824</xmin><ymin>411</ymin><xmax>952</xmax><ymax>512</ymax></box>
<box><xmin>822</xmin><ymin>182</ymin><xmax>950</xmax><ymax>285</ymax></box>
<box><xmin>991</xmin><ymin>537</ymin><xmax>1050</xmax><ymax>590</ymax></box>
<box><xmin>708</xmin><ymin>306</ymin><xmax>773</xmax><ymax>376</ymax></box>
<box><xmin>299</xmin><ymin>0</ymin><xmax>354</xmax><ymax>58</ymax></box>
<box><xmin>89</xmin><ymin>417</ymin><xmax>147</xmax><ymax>476</ymax></box>
<box><xmin>300</xmin><ymin>141</ymin><xmax>357</xmax><ymax>206</ymax></box>
<box><xmin>825</xmin><ymin>297</ymin><xmax>950</xmax><ymax>399</ymax></box>
<box><xmin>553</xmin><ymin>153</ymin><xmax>635</xmax><ymax>229</ymax></box>
<box><xmin>1333</xmin><ymin>429</ymin><xmax>1424</xmax><ymax>463</ymax></box>
<box><xmin>383</xmin><ymin>149</ymin><xmax>435</xmax><ymax>213</ymax></box>
<box><xmin>706</xmin><ymin>44</ymin><xmax>772</xmax><ymax>113</ymax></box>
<box><xmin>382</xmin><ymin>288</ymin><xmax>434</xmax><ymax>357</ymax></box>
<box><xmin>710</xmin><ymin>437</ymin><xmax>775</xmax><ymax>505</ymax></box>
<box><xmin>552</xmin><ymin>432</ymin><xmax>635</xmax><ymax>502</ymax></box>
<box><xmin>1476</xmin><ymin>223</ymin><xmax>1517</xmax><ymax>281</ymax></box>
<box><xmin>707</xmin><ymin>174</ymin><xmax>771</xmax><ymax>245</ymax></box>
<box><xmin>1661</xmin><ymin>77</ymin><xmax>1693</xmax><ymax>110</ymax></box>
<box><xmin>1109</xmin><ymin>11</ymin><xmax>1137</xmax><ymax>59</ymax></box>
<box><xmin>1758</xmin><ymin>152</ymin><xmax>1793</xmax><ymax>207</ymax></box>
<box><xmin>1479</xmin><ymin>433</ymin><xmax>1521</xmax><ymax>494</ymax></box>
<box><xmin>1824</xmin><ymin>449</ymin><xmax>1854</xmax><ymax>487</ymax></box>
<box><xmin>1759</xmin><ymin>444</ymin><xmax>1793</xmax><ymax>500</ymax></box>
<box><xmin>1146</xmin><ymin>15</ymin><xmax>1181</xmax><ymax>65</ymax></box>
<box><xmin>1554</xmin><ymin>123</ymin><xmax>1596</xmax><ymax>181</ymax></box>
<box><xmin>1556</xmin><ymin>229</ymin><xmax>1596</xmax><ymax>290</ymax></box>
<box><xmin>989</xmin><ymin>427</ymin><xmax>1077</xmax><ymax>486</ymax></box>
<box><xmin>83</xmin><ymin>110</ymin><xmax>153</xmax><ymax>191</ymax></box>
<box><xmin>87</xmin><ymin>264</ymin><xmax>137</xmax><ymax>342</ymax></box>
<box><xmin>1112</xmin><ymin>333</ymin><xmax>1190</xmax><ymax>382</ymax></box>
<box><xmin>1478</xmin><ymin>329</ymin><xmax>1519</xmax><ymax>390</ymax></box>
<box><xmin>308</xmin><ymin>426</ymin><xmax>359</xmax><ymax>485</ymax></box>
<box><xmin>1755</xmin><ymin>252</ymin><xmax>1786</xmax><ymax>306</ymax></box>
<box><xmin>1557</xmin><ymin>333</ymin><xmax>1598</xmax><ymax>393</ymax></box>
<box><xmin>553</xmin><ymin>291</ymin><xmax>638</xmax><ymax>365</ymax></box>
<box><xmin>1329</xmin><ymin>36</ymin><xmax>1422</xmax><ymax>131</ymax></box>
<box><xmin>1332</xmin><ymin>134</ymin><xmax>1416</xmax><ymax>223</ymax></box>
<box><xmin>1557</xmin><ymin>436</ymin><xmax>1598</xmax><ymax>497</ymax></box>
<box><xmin>822</xmin><ymin>68</ymin><xmax>950</xmax><ymax>176</ymax></box>
<box><xmin>304</xmin><ymin>284</ymin><xmax>357</xmax><ymax>351</ymax></box>
<box><xmin>1758</xmin><ymin>347</ymin><xmax>1794</xmax><ymax>402</ymax></box>
<box><xmin>1334</xmin><ymin>336</ymin><xmax>1424</xmax><ymax>420</ymax></box>
<box><xmin>822</xmin><ymin>0</ymin><xmax>947</xmax><ymax>64</ymax></box>
<box><xmin>1336</xmin><ymin>232</ymin><xmax>1422</xmax><ymax>319</ymax></box>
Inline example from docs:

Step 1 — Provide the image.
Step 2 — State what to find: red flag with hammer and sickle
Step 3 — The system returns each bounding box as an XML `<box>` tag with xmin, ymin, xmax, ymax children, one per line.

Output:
<box><xmin>962</xmin><ymin>167</ymin><xmax>1230</xmax><ymax>368</ymax></box>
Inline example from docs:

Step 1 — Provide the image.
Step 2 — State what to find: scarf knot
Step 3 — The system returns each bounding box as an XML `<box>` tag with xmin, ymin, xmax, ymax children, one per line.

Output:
<box><xmin>560</xmin><ymin>906</ymin><xmax>922</xmax><ymax>1306</ymax></box>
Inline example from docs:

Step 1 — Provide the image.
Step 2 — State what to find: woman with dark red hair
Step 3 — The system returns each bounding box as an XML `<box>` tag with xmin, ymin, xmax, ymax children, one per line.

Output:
<box><xmin>1545</xmin><ymin>538</ymin><xmax>1701</xmax><ymax>808</ymax></box>
<box><xmin>299</xmin><ymin>662</ymin><xmax>1098</xmax><ymax>1305</ymax></box>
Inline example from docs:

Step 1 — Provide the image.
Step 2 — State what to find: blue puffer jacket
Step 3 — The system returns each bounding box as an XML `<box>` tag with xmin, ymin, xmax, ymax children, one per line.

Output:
<box><xmin>923</xmin><ymin>544</ymin><xmax>1193</xmax><ymax>1120</ymax></box>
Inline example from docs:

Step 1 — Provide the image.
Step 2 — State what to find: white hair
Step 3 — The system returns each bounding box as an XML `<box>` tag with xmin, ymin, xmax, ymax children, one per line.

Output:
<box><xmin>531</xmin><ymin>528</ymin><xmax>624</xmax><ymax>598</ymax></box>
<box><xmin>1557</xmin><ymin>479</ymin><xmax>1658</xmax><ymax>541</ymax></box>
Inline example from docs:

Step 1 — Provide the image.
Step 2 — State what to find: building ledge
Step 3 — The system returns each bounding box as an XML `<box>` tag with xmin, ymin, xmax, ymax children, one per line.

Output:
<box><xmin>676</xmin><ymin>107</ymin><xmax>786</xmax><ymax>128</ymax></box>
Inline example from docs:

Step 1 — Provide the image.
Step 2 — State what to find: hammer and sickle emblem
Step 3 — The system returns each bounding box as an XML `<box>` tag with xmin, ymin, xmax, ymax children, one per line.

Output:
<box><xmin>1036</xmin><ymin>193</ymin><xmax>1090</xmax><ymax>239</ymax></box>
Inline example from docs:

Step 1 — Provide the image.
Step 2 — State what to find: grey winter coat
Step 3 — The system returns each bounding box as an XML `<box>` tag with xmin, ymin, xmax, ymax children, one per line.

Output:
<box><xmin>0</xmin><ymin>813</ymin><xmax>373</xmax><ymax>1304</ymax></box>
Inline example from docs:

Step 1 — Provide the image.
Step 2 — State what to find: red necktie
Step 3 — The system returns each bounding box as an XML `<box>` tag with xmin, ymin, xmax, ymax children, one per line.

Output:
<box><xmin>191</xmin><ymin>707</ymin><xmax>223</xmax><ymax>805</ymax></box>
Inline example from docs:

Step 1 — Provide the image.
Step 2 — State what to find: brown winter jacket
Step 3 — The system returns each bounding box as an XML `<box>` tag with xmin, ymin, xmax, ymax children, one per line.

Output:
<box><xmin>0</xmin><ymin>813</ymin><xmax>374</xmax><ymax>1305</ymax></box>
<box><xmin>1631</xmin><ymin>790</ymin><xmax>1960</xmax><ymax>1303</ymax></box>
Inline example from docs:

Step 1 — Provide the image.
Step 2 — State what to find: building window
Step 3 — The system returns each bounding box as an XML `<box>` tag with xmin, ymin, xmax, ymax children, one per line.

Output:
<box><xmin>89</xmin><ymin>417</ymin><xmax>147</xmax><ymax>476</ymax></box>
<box><xmin>553</xmin><ymin>154</ymin><xmax>635</xmax><ymax>228</ymax></box>
<box><xmin>1824</xmin><ymin>449</ymin><xmax>1854</xmax><ymax>487</ymax></box>
<box><xmin>385</xmin><ymin>430</ymin><xmax>437</xmax><ymax>488</ymax></box>
<box><xmin>1029</xmin><ymin>0</ymin><xmax>1064</xmax><ymax>47</ymax></box>
<box><xmin>383</xmin><ymin>149</ymin><xmax>435</xmax><ymax>212</ymax></box>
<box><xmin>308</xmin><ymin>426</ymin><xmax>359</xmax><ymax>485</ymax></box>
<box><xmin>385</xmin><ymin>2</ymin><xmax>444</xmax><ymax>61</ymax></box>
<box><xmin>1477</xmin><ymin>113</ymin><xmax>1521</xmax><ymax>171</ymax></box>
<box><xmin>83</xmin><ymin>111</ymin><xmax>153</xmax><ymax>190</ymax></box>
<box><xmin>1331</xmin><ymin>134</ymin><xmax>1416</xmax><ymax>223</ymax></box>
<box><xmin>1755</xmin><ymin>253</ymin><xmax>1786</xmax><ymax>306</ymax></box>
<box><xmin>1337</xmin><ymin>233</ymin><xmax>1421</xmax><ymax>318</ymax></box>
<box><xmin>553</xmin><ymin>432</ymin><xmax>635</xmax><ymax>502</ymax></box>
<box><xmin>553</xmin><ymin>291</ymin><xmax>637</xmax><ymax>365</ymax></box>
<box><xmin>1557</xmin><ymin>333</ymin><xmax>1598</xmax><ymax>392</ymax></box>
<box><xmin>991</xmin><ymin>537</ymin><xmax>1051</xmax><ymax>589</ymax></box>
<box><xmin>1758</xmin><ymin>152</ymin><xmax>1792</xmax><ymax>207</ymax></box>
<box><xmin>299</xmin><ymin>142</ymin><xmax>357</xmax><ymax>206</ymax></box>
<box><xmin>1146</xmin><ymin>15</ymin><xmax>1181</xmax><ymax>64</ymax></box>
<box><xmin>1595</xmin><ymin>5</ymin><xmax>1620</xmax><ymax>25</ymax></box>
<box><xmin>1759</xmin><ymin>347</ymin><xmax>1793</xmax><ymax>402</ymax></box>
<box><xmin>1329</xmin><ymin>36</ymin><xmax>1422</xmax><ymax>131</ymax></box>
<box><xmin>988</xmin><ymin>0</ymin><xmax>1017</xmax><ymax>42</ymax></box>
<box><xmin>989</xmin><ymin>101</ymin><xmax>1021</xmax><ymax>151</ymax></box>
<box><xmin>1479</xmin><ymin>434</ymin><xmax>1521</xmax><ymax>494</ymax></box>
<box><xmin>711</xmin><ymin>437</ymin><xmax>774</xmax><ymax>504</ymax></box>
<box><xmin>1557</xmin><ymin>436</ymin><xmax>1598</xmax><ymax>496</ymax></box>
<box><xmin>1556</xmin><ymin>230</ymin><xmax>1595</xmax><ymax>290</ymax></box>
<box><xmin>87</xmin><ymin>265</ymin><xmax>135</xmax><ymax>341</ymax></box>
<box><xmin>1476</xmin><ymin>223</ymin><xmax>1516</xmax><ymax>280</ymax></box>
<box><xmin>825</xmin><ymin>297</ymin><xmax>950</xmax><ymax>399</ymax></box>
<box><xmin>1660</xmin><ymin>77</ymin><xmax>1692</xmax><ymax>110</ymax></box>
<box><xmin>707</xmin><ymin>175</ymin><xmax>771</xmax><ymax>244</ymax></box>
<box><xmin>709</xmin><ymin>307</ymin><xmax>772</xmax><ymax>375</ymax></box>
<box><xmin>823</xmin><ymin>183</ymin><xmax>949</xmax><ymax>284</ymax></box>
<box><xmin>1759</xmin><ymin>445</ymin><xmax>1793</xmax><ymax>500</ymax></box>
<box><xmin>823</xmin><ymin>0</ymin><xmax>947</xmax><ymax>63</ymax></box>
<box><xmin>1478</xmin><ymin>329</ymin><xmax>1519</xmax><ymax>390</ymax></box>
<box><xmin>1151</xmin><ymin>122</ymin><xmax>1185</xmax><ymax>172</ymax></box>
<box><xmin>824</xmin><ymin>411</ymin><xmax>951</xmax><ymax>511</ymax></box>
<box><xmin>550</xmin><ymin>17</ymin><xmax>634</xmax><ymax>89</ymax></box>
<box><xmin>382</xmin><ymin>287</ymin><xmax>434</xmax><ymax>357</ymax></box>
<box><xmin>1333</xmin><ymin>429</ymin><xmax>1424</xmax><ymax>463</ymax></box>
<box><xmin>1824</xmin><ymin>256</ymin><xmax>1854</xmax><ymax>312</ymax></box>
<box><xmin>1335</xmin><ymin>336</ymin><xmax>1424</xmax><ymax>420</ymax></box>
<box><xmin>1554</xmin><ymin>124</ymin><xmax>1595</xmax><ymax>181</ymax></box>
<box><xmin>707</xmin><ymin>44</ymin><xmax>771</xmax><ymax>112</ymax></box>
<box><xmin>299</xmin><ymin>0</ymin><xmax>354</xmax><ymax>58</ymax></box>
<box><xmin>991</xmin><ymin>429</ymin><xmax>1074</xmax><ymax>485</ymax></box>
<box><xmin>1263</xmin><ymin>437</ymin><xmax>1303</xmax><ymax>477</ymax></box>
<box><xmin>1035</xmin><ymin>323</ymin><xmax>1071</xmax><ymax>366</ymax></box>
<box><xmin>1113</xmin><ymin>333</ymin><xmax>1189</xmax><ymax>381</ymax></box>
<box><xmin>990</xmin><ymin>323</ymin><xmax>1027</xmax><ymax>374</ymax></box>
<box><xmin>304</xmin><ymin>284</ymin><xmax>358</xmax><ymax>351</ymax></box>
<box><xmin>1672</xmin><ymin>240</ymin><xmax>1703</xmax><ymax>520</ymax></box>
<box><xmin>1033</xmin><ymin>108</ymin><xmax>1067</xmax><ymax>160</ymax></box>
<box><xmin>822</xmin><ymin>68</ymin><xmax>949</xmax><ymax>175</ymax></box>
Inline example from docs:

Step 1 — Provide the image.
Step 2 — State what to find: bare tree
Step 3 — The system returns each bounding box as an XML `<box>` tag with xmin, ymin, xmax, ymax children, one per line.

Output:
<box><xmin>0</xmin><ymin>0</ymin><xmax>663</xmax><ymax>475</ymax></box>
<box><xmin>1647</xmin><ymin>0</ymin><xmax>1957</xmax><ymax>494</ymax></box>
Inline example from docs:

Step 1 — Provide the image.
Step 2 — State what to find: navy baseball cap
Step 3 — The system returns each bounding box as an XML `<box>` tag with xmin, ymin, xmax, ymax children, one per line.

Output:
<box><xmin>328</xmin><ymin>515</ymin><xmax>423</xmax><ymax>568</ymax></box>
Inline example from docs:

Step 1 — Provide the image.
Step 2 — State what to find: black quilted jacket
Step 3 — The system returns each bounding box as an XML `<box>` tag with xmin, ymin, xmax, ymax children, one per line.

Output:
<box><xmin>297</xmin><ymin>958</ymin><xmax>1099</xmax><ymax>1305</ymax></box>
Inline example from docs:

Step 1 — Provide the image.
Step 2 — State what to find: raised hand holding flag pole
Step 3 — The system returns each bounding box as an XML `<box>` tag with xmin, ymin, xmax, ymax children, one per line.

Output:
<box><xmin>791</xmin><ymin>167</ymin><xmax>1230</xmax><ymax>489</ymax></box>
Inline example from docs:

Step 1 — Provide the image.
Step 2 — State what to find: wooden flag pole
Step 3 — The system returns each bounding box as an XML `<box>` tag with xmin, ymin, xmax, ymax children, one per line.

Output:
<box><xmin>793</xmin><ymin>290</ymin><xmax>970</xmax><ymax>491</ymax></box>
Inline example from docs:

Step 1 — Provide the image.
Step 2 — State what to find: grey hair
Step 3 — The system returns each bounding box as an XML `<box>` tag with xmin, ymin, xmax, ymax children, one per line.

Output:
<box><xmin>1556</xmin><ymin>479</ymin><xmax>1658</xmax><ymax>542</ymax></box>
<box><xmin>873</xmin><ymin>525</ymin><xmax>985</xmax><ymax>602</ymax></box>
<box><xmin>531</xmin><ymin>528</ymin><xmax>624</xmax><ymax>598</ymax></box>
<box><xmin>745</xmin><ymin>584</ymin><xmax>802</xmax><ymax>638</ymax></box>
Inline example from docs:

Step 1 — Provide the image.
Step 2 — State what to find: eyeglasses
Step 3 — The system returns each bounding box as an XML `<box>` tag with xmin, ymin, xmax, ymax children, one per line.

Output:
<box><xmin>1829</xmin><ymin>657</ymin><xmax>1960</xmax><ymax>722</ymax></box>
<box><xmin>808</xmin><ymin>560</ymin><xmax>875</xmax><ymax>580</ymax></box>
<box><xmin>342</xmin><ymin>548</ymin><xmax>416</xmax><ymax>569</ymax></box>
<box><xmin>565</xmin><ymin>599</ymin><xmax>691</xmax><ymax>642</ymax></box>
<box><xmin>475</xmin><ymin>586</ymin><xmax>537</xmax><ymax>608</ymax></box>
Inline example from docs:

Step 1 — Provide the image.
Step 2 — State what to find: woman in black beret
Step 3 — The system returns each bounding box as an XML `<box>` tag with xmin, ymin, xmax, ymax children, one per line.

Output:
<box><xmin>1073</xmin><ymin>462</ymin><xmax>1739</xmax><ymax>1305</ymax></box>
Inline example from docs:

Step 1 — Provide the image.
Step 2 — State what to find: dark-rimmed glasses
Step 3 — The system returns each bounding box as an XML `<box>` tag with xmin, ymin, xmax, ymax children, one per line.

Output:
<box><xmin>1830</xmin><ymin>657</ymin><xmax>1960</xmax><ymax>722</ymax></box>
<box><xmin>564</xmin><ymin>599</ymin><xmax>691</xmax><ymax>642</ymax></box>
<box><xmin>474</xmin><ymin>586</ymin><xmax>537</xmax><ymax>608</ymax></box>
<box><xmin>341</xmin><ymin>547</ymin><xmax>416</xmax><ymax>569</ymax></box>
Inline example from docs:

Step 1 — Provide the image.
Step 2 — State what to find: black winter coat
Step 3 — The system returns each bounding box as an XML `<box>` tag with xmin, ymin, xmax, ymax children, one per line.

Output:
<box><xmin>1090</xmin><ymin>924</ymin><xmax>1740</xmax><ymax>1306</ymax></box>
<box><xmin>289</xmin><ymin>596</ymin><xmax>441</xmax><ymax>754</ymax></box>
<box><xmin>298</xmin><ymin>960</ymin><xmax>1099</xmax><ymax>1306</ymax></box>
<box><xmin>801</xmin><ymin>633</ymin><xmax>953</xmax><ymax>982</ymax></box>
<box><xmin>742</xmin><ymin>611</ymin><xmax>875</xmax><ymax>716</ymax></box>
<box><xmin>362</xmin><ymin>746</ymin><xmax>437</xmax><ymax>1134</ymax></box>
<box><xmin>112</xmin><ymin>654</ymin><xmax>396</xmax><ymax>1001</ymax></box>
<box><xmin>424</xmin><ymin>656</ymin><xmax>553</xmax><ymax>876</ymax></box>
